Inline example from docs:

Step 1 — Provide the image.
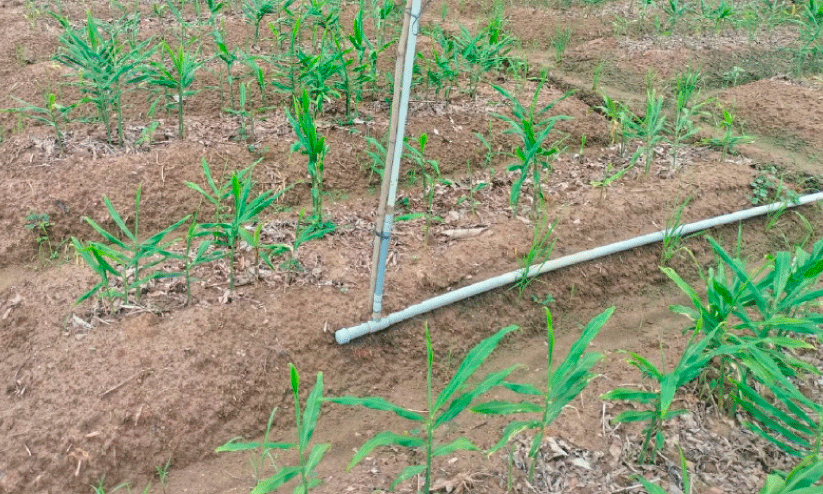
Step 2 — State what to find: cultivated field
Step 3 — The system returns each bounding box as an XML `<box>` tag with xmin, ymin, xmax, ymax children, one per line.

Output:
<box><xmin>1</xmin><ymin>0</ymin><xmax>823</xmax><ymax>493</ymax></box>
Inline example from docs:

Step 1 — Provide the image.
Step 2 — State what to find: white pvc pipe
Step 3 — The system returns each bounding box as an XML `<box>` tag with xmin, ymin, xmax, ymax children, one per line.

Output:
<box><xmin>370</xmin><ymin>0</ymin><xmax>422</xmax><ymax>319</ymax></box>
<box><xmin>336</xmin><ymin>192</ymin><xmax>823</xmax><ymax>344</ymax></box>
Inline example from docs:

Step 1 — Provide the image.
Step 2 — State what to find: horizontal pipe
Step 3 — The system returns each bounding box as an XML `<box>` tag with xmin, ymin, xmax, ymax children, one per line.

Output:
<box><xmin>336</xmin><ymin>192</ymin><xmax>823</xmax><ymax>344</ymax></box>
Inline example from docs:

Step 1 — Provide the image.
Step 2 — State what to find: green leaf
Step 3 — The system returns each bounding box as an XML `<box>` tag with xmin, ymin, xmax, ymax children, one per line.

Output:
<box><xmin>471</xmin><ymin>401</ymin><xmax>543</xmax><ymax>415</ymax></box>
<box><xmin>434</xmin><ymin>325</ymin><xmax>518</xmax><ymax>411</ymax></box>
<box><xmin>249</xmin><ymin>466</ymin><xmax>301</xmax><ymax>494</ymax></box>
<box><xmin>486</xmin><ymin>419</ymin><xmax>542</xmax><ymax>454</ymax></box>
<box><xmin>347</xmin><ymin>431</ymin><xmax>425</xmax><ymax>471</ymax></box>
<box><xmin>611</xmin><ymin>409</ymin><xmax>656</xmax><ymax>424</ymax></box>
<box><xmin>432</xmin><ymin>437</ymin><xmax>479</xmax><ymax>456</ymax></box>
<box><xmin>661</xmin><ymin>266</ymin><xmax>703</xmax><ymax>313</ymax></box>
<box><xmin>215</xmin><ymin>437</ymin><xmax>294</xmax><ymax>452</ymax></box>
<box><xmin>622</xmin><ymin>352</ymin><xmax>664</xmax><ymax>381</ymax></box>
<box><xmin>300</xmin><ymin>371</ymin><xmax>324</xmax><ymax>448</ymax></box>
<box><xmin>633</xmin><ymin>475</ymin><xmax>670</xmax><ymax>494</ymax></box>
<box><xmin>434</xmin><ymin>365</ymin><xmax>518</xmax><ymax>429</ymax></box>
<box><xmin>659</xmin><ymin>373</ymin><xmax>678</xmax><ymax>418</ymax></box>
<box><xmin>325</xmin><ymin>396</ymin><xmax>424</xmax><ymax>422</ymax></box>
<box><xmin>601</xmin><ymin>389</ymin><xmax>659</xmax><ymax>404</ymax></box>
<box><xmin>550</xmin><ymin>306</ymin><xmax>611</xmax><ymax>388</ymax></box>
<box><xmin>305</xmin><ymin>442</ymin><xmax>330</xmax><ymax>473</ymax></box>
<box><xmin>501</xmin><ymin>382</ymin><xmax>543</xmax><ymax>395</ymax></box>
<box><xmin>389</xmin><ymin>465</ymin><xmax>426</xmax><ymax>491</ymax></box>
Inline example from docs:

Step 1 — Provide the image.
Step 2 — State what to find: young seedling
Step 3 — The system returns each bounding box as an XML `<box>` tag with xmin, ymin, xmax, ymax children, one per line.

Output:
<box><xmin>491</xmin><ymin>75</ymin><xmax>572</xmax><ymax>214</ymax></box>
<box><xmin>163</xmin><ymin>0</ymin><xmax>196</xmax><ymax>42</ymax></box>
<box><xmin>5</xmin><ymin>93</ymin><xmax>82</xmax><ymax>153</ymax></box>
<box><xmin>669</xmin><ymin>69</ymin><xmax>709</xmax><ymax>170</ymax></box>
<box><xmin>224</xmin><ymin>81</ymin><xmax>255</xmax><ymax>141</ymax></box>
<box><xmin>403</xmin><ymin>133</ymin><xmax>442</xmax><ymax>243</ymax></box>
<box><xmin>171</xmin><ymin>212</ymin><xmax>225</xmax><ymax>305</ymax></box>
<box><xmin>185</xmin><ymin>158</ymin><xmax>256</xmax><ymax>227</ymax></box>
<box><xmin>660</xmin><ymin>195</ymin><xmax>692</xmax><ymax>264</ymax></box>
<box><xmin>286</xmin><ymin>90</ymin><xmax>328</xmax><ymax>225</ymax></box>
<box><xmin>454</xmin><ymin>17</ymin><xmax>515</xmax><ymax>97</ymax></box>
<box><xmin>361</xmin><ymin>133</ymin><xmax>387</xmax><ymax>181</ymax></box>
<box><xmin>473</xmin><ymin>307</ymin><xmax>613</xmax><ymax>481</ymax></box>
<box><xmin>212</xmin><ymin>27</ymin><xmax>240</xmax><ymax>109</ymax></box>
<box><xmin>550</xmin><ymin>27</ymin><xmax>572</xmax><ymax>63</ymax></box>
<box><xmin>628</xmin><ymin>87</ymin><xmax>667</xmax><ymax>176</ymax></box>
<box><xmin>24</xmin><ymin>212</ymin><xmax>56</xmax><ymax>259</ymax></box>
<box><xmin>199</xmin><ymin>169</ymin><xmax>289</xmax><ymax>290</ymax></box>
<box><xmin>242</xmin><ymin>0</ymin><xmax>277</xmax><ymax>46</ymax></box>
<box><xmin>147</xmin><ymin>41</ymin><xmax>203</xmax><ymax>139</ymax></box>
<box><xmin>597</xmin><ymin>94</ymin><xmax>633</xmax><ymax>157</ymax></box>
<box><xmin>513</xmin><ymin>216</ymin><xmax>556</xmax><ymax>296</ymax></box>
<box><xmin>590</xmin><ymin>162</ymin><xmax>632</xmax><ymax>205</ymax></box>
<box><xmin>327</xmin><ymin>324</ymin><xmax>520</xmax><ymax>493</ymax></box>
<box><xmin>294</xmin><ymin>48</ymin><xmax>346</xmax><ymax>116</ymax></box>
<box><xmin>601</xmin><ymin>324</ymin><xmax>736</xmax><ymax>463</ymax></box>
<box><xmin>74</xmin><ymin>187</ymin><xmax>190</xmax><ymax>306</ymax></box>
<box><xmin>422</xmin><ymin>28</ymin><xmax>460</xmax><ymax>100</ymax></box>
<box><xmin>277</xmin><ymin>211</ymin><xmax>336</xmax><ymax>273</ymax></box>
<box><xmin>704</xmin><ymin>105</ymin><xmax>753</xmax><ymax>160</ymax></box>
<box><xmin>217</xmin><ymin>365</ymin><xmax>330</xmax><ymax>494</ymax></box>
<box><xmin>52</xmin><ymin>12</ymin><xmax>154</xmax><ymax>145</ymax></box>
<box><xmin>474</xmin><ymin>131</ymin><xmax>496</xmax><ymax>170</ymax></box>
<box><xmin>242</xmin><ymin>53</ymin><xmax>269</xmax><ymax>109</ymax></box>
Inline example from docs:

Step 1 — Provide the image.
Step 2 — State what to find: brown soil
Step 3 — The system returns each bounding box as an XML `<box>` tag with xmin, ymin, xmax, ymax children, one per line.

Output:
<box><xmin>1</xmin><ymin>1</ymin><xmax>822</xmax><ymax>494</ymax></box>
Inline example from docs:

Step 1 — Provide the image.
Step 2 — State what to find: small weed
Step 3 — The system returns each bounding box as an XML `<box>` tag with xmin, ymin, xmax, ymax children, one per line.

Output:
<box><xmin>662</xmin><ymin>236</ymin><xmax>823</xmax><ymax>458</ymax></box>
<box><xmin>602</xmin><ymin>322</ymin><xmax>738</xmax><ymax>463</ymax></box>
<box><xmin>662</xmin><ymin>0</ymin><xmax>694</xmax><ymax>31</ymax></box>
<box><xmin>155</xmin><ymin>458</ymin><xmax>171</xmax><ymax>493</ymax></box>
<box><xmin>722</xmin><ymin>65</ymin><xmax>745</xmax><ymax>87</ymax></box>
<box><xmin>632</xmin><ymin>445</ymin><xmax>691</xmax><ymax>493</ymax></box>
<box><xmin>598</xmin><ymin>94</ymin><xmax>633</xmax><ymax>156</ymax></box>
<box><xmin>91</xmin><ymin>477</ymin><xmax>130</xmax><ymax>494</ymax></box>
<box><xmin>24</xmin><ymin>212</ymin><xmax>60</xmax><ymax>259</ymax></box>
<box><xmin>592</xmin><ymin>60</ymin><xmax>605</xmax><ymax>91</ymax></box>
<box><xmin>456</xmin><ymin>159</ymin><xmax>488</xmax><ymax>214</ymax></box>
<box><xmin>750</xmin><ymin>165</ymin><xmax>797</xmax><ymax>206</ymax></box>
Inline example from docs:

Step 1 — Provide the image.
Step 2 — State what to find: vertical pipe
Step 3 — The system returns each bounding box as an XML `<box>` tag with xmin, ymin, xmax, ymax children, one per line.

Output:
<box><xmin>368</xmin><ymin>0</ymin><xmax>422</xmax><ymax>319</ymax></box>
